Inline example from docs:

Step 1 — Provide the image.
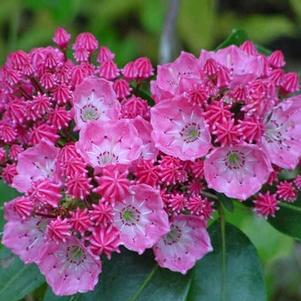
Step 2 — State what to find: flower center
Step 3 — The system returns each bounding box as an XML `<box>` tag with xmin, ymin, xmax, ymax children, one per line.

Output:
<box><xmin>80</xmin><ymin>104</ymin><xmax>100</xmax><ymax>122</ymax></box>
<box><xmin>224</xmin><ymin>150</ymin><xmax>245</xmax><ymax>169</ymax></box>
<box><xmin>120</xmin><ymin>205</ymin><xmax>141</xmax><ymax>226</ymax></box>
<box><xmin>66</xmin><ymin>245</ymin><xmax>86</xmax><ymax>265</ymax></box>
<box><xmin>180</xmin><ymin>122</ymin><xmax>201</xmax><ymax>143</ymax></box>
<box><xmin>97</xmin><ymin>151</ymin><xmax>118</xmax><ymax>165</ymax></box>
<box><xmin>163</xmin><ymin>224</ymin><xmax>182</xmax><ymax>245</ymax></box>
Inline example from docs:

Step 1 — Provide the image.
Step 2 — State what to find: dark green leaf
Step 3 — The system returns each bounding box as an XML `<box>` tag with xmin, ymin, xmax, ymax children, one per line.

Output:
<box><xmin>0</xmin><ymin>180</ymin><xmax>20</xmax><ymax>231</ymax></box>
<box><xmin>0</xmin><ymin>180</ymin><xmax>19</xmax><ymax>204</ymax></box>
<box><xmin>217</xmin><ymin>193</ymin><xmax>234</xmax><ymax>212</ymax></box>
<box><xmin>0</xmin><ymin>247</ymin><xmax>45</xmax><ymax>301</ymax></box>
<box><xmin>216</xmin><ymin>29</ymin><xmax>248</xmax><ymax>49</ymax></box>
<box><xmin>268</xmin><ymin>194</ymin><xmax>301</xmax><ymax>240</ymax></box>
<box><xmin>187</xmin><ymin>222</ymin><xmax>266</xmax><ymax>301</ymax></box>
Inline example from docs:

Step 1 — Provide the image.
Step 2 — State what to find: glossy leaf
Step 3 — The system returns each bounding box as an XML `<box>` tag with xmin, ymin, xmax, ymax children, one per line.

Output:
<box><xmin>187</xmin><ymin>222</ymin><xmax>266</xmax><ymax>301</ymax></box>
<box><xmin>0</xmin><ymin>247</ymin><xmax>45</xmax><ymax>301</ymax></box>
<box><xmin>216</xmin><ymin>29</ymin><xmax>248</xmax><ymax>49</ymax></box>
<box><xmin>268</xmin><ymin>194</ymin><xmax>301</xmax><ymax>240</ymax></box>
<box><xmin>0</xmin><ymin>180</ymin><xmax>20</xmax><ymax>231</ymax></box>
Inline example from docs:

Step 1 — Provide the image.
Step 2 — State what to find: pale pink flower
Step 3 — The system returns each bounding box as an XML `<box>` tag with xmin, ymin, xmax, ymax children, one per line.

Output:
<box><xmin>151</xmin><ymin>96</ymin><xmax>211</xmax><ymax>160</ymax></box>
<box><xmin>153</xmin><ymin>215</ymin><xmax>212</xmax><ymax>274</ymax></box>
<box><xmin>262</xmin><ymin>95</ymin><xmax>301</xmax><ymax>169</ymax></box>
<box><xmin>199</xmin><ymin>45</ymin><xmax>264</xmax><ymax>80</ymax></box>
<box><xmin>13</xmin><ymin>139</ymin><xmax>60</xmax><ymax>193</ymax></box>
<box><xmin>204</xmin><ymin>144</ymin><xmax>272</xmax><ymax>200</ymax></box>
<box><xmin>132</xmin><ymin>116</ymin><xmax>158</xmax><ymax>160</ymax></box>
<box><xmin>76</xmin><ymin>120</ymin><xmax>142</xmax><ymax>168</ymax></box>
<box><xmin>73</xmin><ymin>77</ymin><xmax>120</xmax><ymax>129</ymax></box>
<box><xmin>151</xmin><ymin>51</ymin><xmax>201</xmax><ymax>101</ymax></box>
<box><xmin>38</xmin><ymin>239</ymin><xmax>102</xmax><ymax>295</ymax></box>
<box><xmin>2</xmin><ymin>216</ymin><xmax>48</xmax><ymax>264</ymax></box>
<box><xmin>114</xmin><ymin>184</ymin><xmax>169</xmax><ymax>254</ymax></box>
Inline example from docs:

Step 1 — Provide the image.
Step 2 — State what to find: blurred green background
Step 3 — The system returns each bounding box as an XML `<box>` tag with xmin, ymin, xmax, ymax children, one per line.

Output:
<box><xmin>1</xmin><ymin>0</ymin><xmax>301</xmax><ymax>300</ymax></box>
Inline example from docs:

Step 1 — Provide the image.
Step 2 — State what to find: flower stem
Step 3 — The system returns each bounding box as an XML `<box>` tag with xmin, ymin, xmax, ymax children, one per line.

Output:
<box><xmin>218</xmin><ymin>200</ymin><xmax>226</xmax><ymax>301</ymax></box>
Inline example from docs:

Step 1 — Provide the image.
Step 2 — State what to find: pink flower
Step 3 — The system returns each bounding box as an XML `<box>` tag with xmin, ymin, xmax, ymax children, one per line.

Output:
<box><xmin>29</xmin><ymin>179</ymin><xmax>61</xmax><ymax>207</ymax></box>
<box><xmin>132</xmin><ymin>116</ymin><xmax>158</xmax><ymax>160</ymax></box>
<box><xmin>153</xmin><ymin>215</ymin><xmax>212</xmax><ymax>274</ymax></box>
<box><xmin>70</xmin><ymin>208</ymin><xmax>92</xmax><ymax>233</ymax></box>
<box><xmin>4</xmin><ymin>196</ymin><xmax>33</xmax><ymax>220</ymax></box>
<box><xmin>2</xmin><ymin>163</ymin><xmax>17</xmax><ymax>184</ymax></box>
<box><xmin>47</xmin><ymin>217</ymin><xmax>71</xmax><ymax>242</ymax></box>
<box><xmin>97</xmin><ymin>46</ymin><xmax>115</xmax><ymax>63</ymax></box>
<box><xmin>151</xmin><ymin>96</ymin><xmax>211</xmax><ymax>160</ymax></box>
<box><xmin>159</xmin><ymin>155</ymin><xmax>187</xmax><ymax>185</ymax></box>
<box><xmin>277</xmin><ymin>181</ymin><xmax>297</xmax><ymax>202</ymax></box>
<box><xmin>94</xmin><ymin>165</ymin><xmax>130</xmax><ymax>202</ymax></box>
<box><xmin>53</xmin><ymin>27</ymin><xmax>71</xmax><ymax>49</ymax></box>
<box><xmin>254</xmin><ymin>192</ymin><xmax>279</xmax><ymax>218</ymax></box>
<box><xmin>2</xmin><ymin>216</ymin><xmax>48</xmax><ymax>264</ymax></box>
<box><xmin>268</xmin><ymin>50</ymin><xmax>285</xmax><ymax>68</ymax></box>
<box><xmin>90</xmin><ymin>201</ymin><xmax>114</xmax><ymax>226</ymax></box>
<box><xmin>199</xmin><ymin>45</ymin><xmax>264</xmax><ymax>79</ymax></box>
<box><xmin>12</xmin><ymin>139</ymin><xmax>60</xmax><ymax>193</ymax></box>
<box><xmin>186</xmin><ymin>196</ymin><xmax>213</xmax><ymax>221</ymax></box>
<box><xmin>98</xmin><ymin>60</ymin><xmax>120</xmax><ymax>80</ymax></box>
<box><xmin>121</xmin><ymin>96</ymin><xmax>149</xmax><ymax>120</ymax></box>
<box><xmin>294</xmin><ymin>175</ymin><xmax>301</xmax><ymax>190</ymax></box>
<box><xmin>151</xmin><ymin>51</ymin><xmax>201</xmax><ymax>101</ymax></box>
<box><xmin>134</xmin><ymin>57</ymin><xmax>154</xmax><ymax>79</ymax></box>
<box><xmin>204</xmin><ymin>144</ymin><xmax>272</xmax><ymax>200</ymax></box>
<box><xmin>132</xmin><ymin>160</ymin><xmax>160</xmax><ymax>187</ymax></box>
<box><xmin>113</xmin><ymin>79</ymin><xmax>131</xmax><ymax>99</ymax></box>
<box><xmin>89</xmin><ymin>225</ymin><xmax>120</xmax><ymax>259</ymax></box>
<box><xmin>38</xmin><ymin>239</ymin><xmax>102</xmax><ymax>295</ymax></box>
<box><xmin>76</xmin><ymin>120</ymin><xmax>142</xmax><ymax>168</ymax></box>
<box><xmin>73</xmin><ymin>77</ymin><xmax>120</xmax><ymax>129</ymax></box>
<box><xmin>262</xmin><ymin>95</ymin><xmax>301</xmax><ymax>169</ymax></box>
<box><xmin>113</xmin><ymin>184</ymin><xmax>169</xmax><ymax>254</ymax></box>
<box><xmin>65</xmin><ymin>173</ymin><xmax>92</xmax><ymax>200</ymax></box>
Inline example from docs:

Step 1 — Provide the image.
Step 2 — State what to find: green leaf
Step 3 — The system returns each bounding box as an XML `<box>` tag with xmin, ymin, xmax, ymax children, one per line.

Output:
<box><xmin>216</xmin><ymin>29</ymin><xmax>248</xmax><ymax>49</ymax></box>
<box><xmin>0</xmin><ymin>180</ymin><xmax>20</xmax><ymax>231</ymax></box>
<box><xmin>0</xmin><ymin>180</ymin><xmax>19</xmax><ymax>203</ymax></box>
<box><xmin>187</xmin><ymin>222</ymin><xmax>266</xmax><ymax>301</ymax></box>
<box><xmin>0</xmin><ymin>247</ymin><xmax>45</xmax><ymax>301</ymax></box>
<box><xmin>268</xmin><ymin>194</ymin><xmax>301</xmax><ymax>240</ymax></box>
<box><xmin>217</xmin><ymin>193</ymin><xmax>234</xmax><ymax>212</ymax></box>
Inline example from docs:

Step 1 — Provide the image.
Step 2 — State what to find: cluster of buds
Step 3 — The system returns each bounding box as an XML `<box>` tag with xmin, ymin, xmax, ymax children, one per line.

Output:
<box><xmin>0</xmin><ymin>28</ymin><xmax>300</xmax><ymax>296</ymax></box>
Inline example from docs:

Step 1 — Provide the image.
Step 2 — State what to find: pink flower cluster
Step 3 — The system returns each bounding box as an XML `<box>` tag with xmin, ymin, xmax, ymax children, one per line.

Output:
<box><xmin>0</xmin><ymin>28</ymin><xmax>300</xmax><ymax>296</ymax></box>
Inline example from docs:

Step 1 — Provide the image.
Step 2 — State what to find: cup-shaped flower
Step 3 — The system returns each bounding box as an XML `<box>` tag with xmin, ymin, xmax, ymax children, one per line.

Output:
<box><xmin>153</xmin><ymin>215</ymin><xmax>212</xmax><ymax>274</ymax></box>
<box><xmin>151</xmin><ymin>96</ymin><xmax>211</xmax><ymax>161</ymax></box>
<box><xmin>73</xmin><ymin>77</ymin><xmax>120</xmax><ymax>129</ymax></box>
<box><xmin>76</xmin><ymin>120</ymin><xmax>143</xmax><ymax>168</ymax></box>
<box><xmin>113</xmin><ymin>184</ymin><xmax>170</xmax><ymax>254</ymax></box>
<box><xmin>204</xmin><ymin>144</ymin><xmax>272</xmax><ymax>200</ymax></box>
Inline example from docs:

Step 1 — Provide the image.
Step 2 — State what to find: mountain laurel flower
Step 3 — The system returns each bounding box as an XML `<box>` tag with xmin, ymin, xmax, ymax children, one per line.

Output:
<box><xmin>1</xmin><ymin>29</ymin><xmax>301</xmax><ymax>296</ymax></box>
